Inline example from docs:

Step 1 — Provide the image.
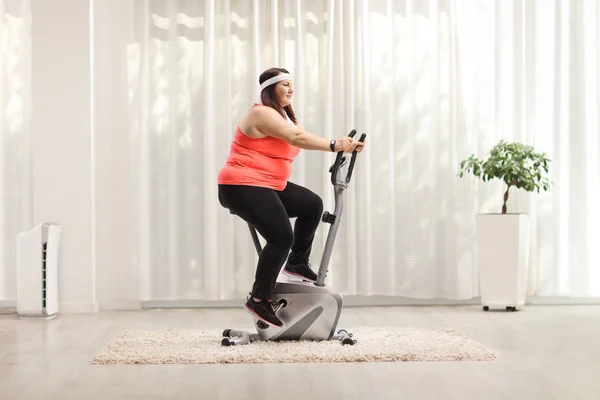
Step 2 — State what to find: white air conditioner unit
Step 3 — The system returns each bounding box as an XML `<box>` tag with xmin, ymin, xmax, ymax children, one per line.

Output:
<box><xmin>16</xmin><ymin>222</ymin><xmax>62</xmax><ymax>319</ymax></box>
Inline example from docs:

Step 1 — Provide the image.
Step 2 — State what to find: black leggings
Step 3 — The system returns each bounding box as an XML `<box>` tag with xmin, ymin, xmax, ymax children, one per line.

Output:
<box><xmin>218</xmin><ymin>182</ymin><xmax>324</xmax><ymax>300</ymax></box>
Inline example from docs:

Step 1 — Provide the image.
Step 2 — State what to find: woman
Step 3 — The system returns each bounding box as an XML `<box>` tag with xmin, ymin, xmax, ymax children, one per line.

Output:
<box><xmin>217</xmin><ymin>67</ymin><xmax>365</xmax><ymax>328</ymax></box>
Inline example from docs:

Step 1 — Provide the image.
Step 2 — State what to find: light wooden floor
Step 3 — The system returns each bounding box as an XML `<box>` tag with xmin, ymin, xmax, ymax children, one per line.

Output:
<box><xmin>1</xmin><ymin>304</ymin><xmax>599</xmax><ymax>400</ymax></box>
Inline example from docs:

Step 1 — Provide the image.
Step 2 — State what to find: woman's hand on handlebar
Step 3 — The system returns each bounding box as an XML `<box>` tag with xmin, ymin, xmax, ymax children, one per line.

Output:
<box><xmin>334</xmin><ymin>136</ymin><xmax>365</xmax><ymax>153</ymax></box>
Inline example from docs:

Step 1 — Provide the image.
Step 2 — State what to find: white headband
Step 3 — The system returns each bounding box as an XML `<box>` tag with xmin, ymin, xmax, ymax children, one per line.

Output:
<box><xmin>254</xmin><ymin>72</ymin><xmax>295</xmax><ymax>127</ymax></box>
<box><xmin>259</xmin><ymin>73</ymin><xmax>292</xmax><ymax>92</ymax></box>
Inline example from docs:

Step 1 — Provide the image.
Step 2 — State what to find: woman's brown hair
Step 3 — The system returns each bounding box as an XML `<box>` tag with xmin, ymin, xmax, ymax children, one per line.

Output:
<box><xmin>258</xmin><ymin>67</ymin><xmax>297</xmax><ymax>125</ymax></box>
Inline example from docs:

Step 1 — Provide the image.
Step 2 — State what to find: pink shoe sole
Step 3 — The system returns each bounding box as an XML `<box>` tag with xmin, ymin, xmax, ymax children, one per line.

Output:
<box><xmin>282</xmin><ymin>269</ymin><xmax>316</xmax><ymax>282</ymax></box>
<box><xmin>243</xmin><ymin>304</ymin><xmax>283</xmax><ymax>328</ymax></box>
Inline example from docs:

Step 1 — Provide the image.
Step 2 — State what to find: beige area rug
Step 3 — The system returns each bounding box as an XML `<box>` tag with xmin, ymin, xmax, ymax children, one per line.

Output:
<box><xmin>91</xmin><ymin>327</ymin><xmax>497</xmax><ymax>365</ymax></box>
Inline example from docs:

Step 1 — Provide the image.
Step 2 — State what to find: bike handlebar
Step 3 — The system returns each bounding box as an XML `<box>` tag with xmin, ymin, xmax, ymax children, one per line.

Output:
<box><xmin>329</xmin><ymin>129</ymin><xmax>367</xmax><ymax>187</ymax></box>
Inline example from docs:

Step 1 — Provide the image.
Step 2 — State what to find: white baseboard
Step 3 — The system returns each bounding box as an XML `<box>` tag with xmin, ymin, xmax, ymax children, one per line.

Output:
<box><xmin>6</xmin><ymin>296</ymin><xmax>597</xmax><ymax>313</ymax></box>
<box><xmin>344</xmin><ymin>296</ymin><xmax>481</xmax><ymax>307</ymax></box>
<box><xmin>141</xmin><ymin>295</ymin><xmax>600</xmax><ymax>309</ymax></box>
<box><xmin>98</xmin><ymin>299</ymin><xmax>142</xmax><ymax>310</ymax></box>
<box><xmin>0</xmin><ymin>299</ymin><xmax>98</xmax><ymax>313</ymax></box>
<box><xmin>0</xmin><ymin>299</ymin><xmax>17</xmax><ymax>316</ymax></box>
<box><xmin>141</xmin><ymin>296</ymin><xmax>483</xmax><ymax>309</ymax></box>
<box><xmin>526</xmin><ymin>296</ymin><xmax>600</xmax><ymax>305</ymax></box>
<box><xmin>58</xmin><ymin>301</ymin><xmax>99</xmax><ymax>313</ymax></box>
<box><xmin>0</xmin><ymin>299</ymin><xmax>16</xmax><ymax>309</ymax></box>
<box><xmin>142</xmin><ymin>299</ymin><xmax>243</xmax><ymax>308</ymax></box>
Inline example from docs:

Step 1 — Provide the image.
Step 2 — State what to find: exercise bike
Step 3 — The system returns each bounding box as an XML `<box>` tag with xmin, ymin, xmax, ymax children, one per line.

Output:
<box><xmin>221</xmin><ymin>129</ymin><xmax>367</xmax><ymax>346</ymax></box>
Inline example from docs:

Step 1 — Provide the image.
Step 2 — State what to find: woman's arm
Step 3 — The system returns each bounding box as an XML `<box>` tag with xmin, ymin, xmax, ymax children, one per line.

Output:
<box><xmin>252</xmin><ymin>107</ymin><xmax>331</xmax><ymax>151</ymax></box>
<box><xmin>251</xmin><ymin>106</ymin><xmax>362</xmax><ymax>152</ymax></box>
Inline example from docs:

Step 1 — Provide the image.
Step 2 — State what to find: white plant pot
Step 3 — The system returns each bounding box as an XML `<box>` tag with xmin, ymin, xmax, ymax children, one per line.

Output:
<box><xmin>476</xmin><ymin>213</ymin><xmax>529</xmax><ymax>312</ymax></box>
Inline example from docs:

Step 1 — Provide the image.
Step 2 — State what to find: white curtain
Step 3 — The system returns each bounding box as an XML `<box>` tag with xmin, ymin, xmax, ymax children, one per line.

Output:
<box><xmin>122</xmin><ymin>0</ymin><xmax>600</xmax><ymax>303</ymax></box>
<box><xmin>1</xmin><ymin>0</ymin><xmax>597</xmax><ymax>309</ymax></box>
<box><xmin>0</xmin><ymin>0</ymin><xmax>31</xmax><ymax>304</ymax></box>
<box><xmin>454</xmin><ymin>0</ymin><xmax>600</xmax><ymax>297</ymax></box>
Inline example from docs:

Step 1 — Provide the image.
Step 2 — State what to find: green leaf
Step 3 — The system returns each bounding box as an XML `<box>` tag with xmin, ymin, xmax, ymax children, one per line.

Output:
<box><xmin>456</xmin><ymin>139</ymin><xmax>553</xmax><ymax>207</ymax></box>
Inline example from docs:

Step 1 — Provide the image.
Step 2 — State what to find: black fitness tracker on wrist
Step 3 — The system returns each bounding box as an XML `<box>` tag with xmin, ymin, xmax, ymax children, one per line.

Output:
<box><xmin>330</xmin><ymin>140</ymin><xmax>336</xmax><ymax>152</ymax></box>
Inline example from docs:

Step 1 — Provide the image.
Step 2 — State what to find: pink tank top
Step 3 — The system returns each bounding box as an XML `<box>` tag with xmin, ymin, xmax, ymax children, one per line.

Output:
<box><xmin>217</xmin><ymin>108</ymin><xmax>301</xmax><ymax>191</ymax></box>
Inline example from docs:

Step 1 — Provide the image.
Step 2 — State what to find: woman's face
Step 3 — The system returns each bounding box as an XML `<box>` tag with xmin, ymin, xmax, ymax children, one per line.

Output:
<box><xmin>275</xmin><ymin>79</ymin><xmax>293</xmax><ymax>107</ymax></box>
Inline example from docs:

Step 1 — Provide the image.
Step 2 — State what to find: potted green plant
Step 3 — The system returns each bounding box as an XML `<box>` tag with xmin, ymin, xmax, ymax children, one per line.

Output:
<box><xmin>458</xmin><ymin>140</ymin><xmax>551</xmax><ymax>311</ymax></box>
